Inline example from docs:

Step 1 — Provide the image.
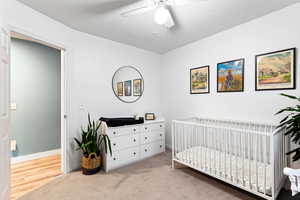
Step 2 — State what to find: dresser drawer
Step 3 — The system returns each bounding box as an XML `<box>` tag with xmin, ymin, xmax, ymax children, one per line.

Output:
<box><xmin>106</xmin><ymin>147</ymin><xmax>140</xmax><ymax>170</ymax></box>
<box><xmin>141</xmin><ymin>141</ymin><xmax>164</xmax><ymax>159</ymax></box>
<box><xmin>141</xmin><ymin>132</ymin><xmax>164</xmax><ymax>145</ymax></box>
<box><xmin>107</xmin><ymin>126</ymin><xmax>140</xmax><ymax>138</ymax></box>
<box><xmin>141</xmin><ymin>123</ymin><xmax>164</xmax><ymax>132</ymax></box>
<box><xmin>110</xmin><ymin>134</ymin><xmax>140</xmax><ymax>151</ymax></box>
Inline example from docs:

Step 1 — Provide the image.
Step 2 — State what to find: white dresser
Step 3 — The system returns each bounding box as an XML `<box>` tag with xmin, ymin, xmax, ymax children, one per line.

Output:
<box><xmin>103</xmin><ymin>119</ymin><xmax>165</xmax><ymax>172</ymax></box>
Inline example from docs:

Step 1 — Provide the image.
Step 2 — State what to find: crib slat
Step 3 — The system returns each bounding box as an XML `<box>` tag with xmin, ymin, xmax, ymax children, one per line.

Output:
<box><xmin>172</xmin><ymin>122</ymin><xmax>175</xmax><ymax>168</ymax></box>
<box><xmin>201</xmin><ymin>127</ymin><xmax>205</xmax><ymax>169</ymax></box>
<box><xmin>192</xmin><ymin>126</ymin><xmax>195</xmax><ymax>167</ymax></box>
<box><xmin>255</xmin><ymin>133</ymin><xmax>259</xmax><ymax>192</ymax></box>
<box><xmin>214</xmin><ymin>127</ymin><xmax>216</xmax><ymax>174</ymax></box>
<box><xmin>235</xmin><ymin>131</ymin><xmax>238</xmax><ymax>184</ymax></box>
<box><xmin>229</xmin><ymin>132</ymin><xmax>233</xmax><ymax>180</ymax></box>
<box><xmin>263</xmin><ymin>126</ymin><xmax>266</xmax><ymax>195</ymax></box>
<box><xmin>224</xmin><ymin>128</ymin><xmax>226</xmax><ymax>178</ymax></box>
<box><xmin>197</xmin><ymin>126</ymin><xmax>199</xmax><ymax>168</ymax></box>
<box><xmin>248</xmin><ymin>125</ymin><xmax>251</xmax><ymax>190</ymax></box>
<box><xmin>188</xmin><ymin>125</ymin><xmax>191</xmax><ymax>164</ymax></box>
<box><xmin>243</xmin><ymin>129</ymin><xmax>246</xmax><ymax>187</ymax></box>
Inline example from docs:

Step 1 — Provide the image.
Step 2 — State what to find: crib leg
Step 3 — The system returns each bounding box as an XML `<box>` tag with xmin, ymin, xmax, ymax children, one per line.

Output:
<box><xmin>172</xmin><ymin>159</ymin><xmax>175</xmax><ymax>169</ymax></box>
<box><xmin>172</xmin><ymin>160</ymin><xmax>188</xmax><ymax>169</ymax></box>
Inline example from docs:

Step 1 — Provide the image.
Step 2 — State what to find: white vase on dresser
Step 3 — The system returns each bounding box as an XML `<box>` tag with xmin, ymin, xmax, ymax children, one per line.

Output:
<box><xmin>103</xmin><ymin>119</ymin><xmax>165</xmax><ymax>172</ymax></box>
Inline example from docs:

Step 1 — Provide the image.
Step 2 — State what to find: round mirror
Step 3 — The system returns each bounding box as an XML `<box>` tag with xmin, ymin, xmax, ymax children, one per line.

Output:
<box><xmin>112</xmin><ymin>66</ymin><xmax>144</xmax><ymax>103</ymax></box>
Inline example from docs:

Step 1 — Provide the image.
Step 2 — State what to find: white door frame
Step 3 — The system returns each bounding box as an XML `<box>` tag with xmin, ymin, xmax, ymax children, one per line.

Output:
<box><xmin>8</xmin><ymin>25</ymin><xmax>70</xmax><ymax>174</ymax></box>
<box><xmin>0</xmin><ymin>24</ymin><xmax>11</xmax><ymax>200</ymax></box>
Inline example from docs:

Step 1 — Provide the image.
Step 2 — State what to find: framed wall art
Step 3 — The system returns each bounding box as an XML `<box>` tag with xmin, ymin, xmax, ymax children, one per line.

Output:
<box><xmin>133</xmin><ymin>79</ymin><xmax>142</xmax><ymax>96</ymax></box>
<box><xmin>255</xmin><ymin>48</ymin><xmax>296</xmax><ymax>91</ymax></box>
<box><xmin>145</xmin><ymin>113</ymin><xmax>155</xmax><ymax>120</ymax></box>
<box><xmin>190</xmin><ymin>66</ymin><xmax>210</xmax><ymax>94</ymax></box>
<box><xmin>217</xmin><ymin>59</ymin><xmax>244</xmax><ymax>92</ymax></box>
<box><xmin>117</xmin><ymin>82</ymin><xmax>123</xmax><ymax>96</ymax></box>
<box><xmin>124</xmin><ymin>80</ymin><xmax>132</xmax><ymax>96</ymax></box>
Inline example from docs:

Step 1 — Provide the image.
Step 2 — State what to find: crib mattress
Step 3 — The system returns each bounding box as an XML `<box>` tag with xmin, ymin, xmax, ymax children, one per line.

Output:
<box><xmin>175</xmin><ymin>146</ymin><xmax>272</xmax><ymax>196</ymax></box>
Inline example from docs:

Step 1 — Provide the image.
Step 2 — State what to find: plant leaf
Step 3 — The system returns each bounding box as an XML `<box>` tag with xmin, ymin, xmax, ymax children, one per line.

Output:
<box><xmin>281</xmin><ymin>93</ymin><xmax>298</xmax><ymax>99</ymax></box>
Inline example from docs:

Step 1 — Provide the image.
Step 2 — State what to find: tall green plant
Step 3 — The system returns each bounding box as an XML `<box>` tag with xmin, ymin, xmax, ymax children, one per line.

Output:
<box><xmin>74</xmin><ymin>114</ymin><xmax>112</xmax><ymax>157</ymax></box>
<box><xmin>276</xmin><ymin>93</ymin><xmax>300</xmax><ymax>161</ymax></box>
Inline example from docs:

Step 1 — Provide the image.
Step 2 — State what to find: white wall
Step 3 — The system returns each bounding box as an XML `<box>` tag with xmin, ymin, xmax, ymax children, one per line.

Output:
<box><xmin>5</xmin><ymin>0</ymin><xmax>300</xmax><ymax>170</ymax></box>
<box><xmin>161</xmin><ymin>3</ymin><xmax>300</xmax><ymax>148</ymax></box>
<box><xmin>6</xmin><ymin>0</ymin><xmax>162</xmax><ymax>171</ymax></box>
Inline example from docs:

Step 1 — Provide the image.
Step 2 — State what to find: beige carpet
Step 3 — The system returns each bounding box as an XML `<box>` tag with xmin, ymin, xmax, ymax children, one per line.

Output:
<box><xmin>19</xmin><ymin>152</ymin><xmax>291</xmax><ymax>200</ymax></box>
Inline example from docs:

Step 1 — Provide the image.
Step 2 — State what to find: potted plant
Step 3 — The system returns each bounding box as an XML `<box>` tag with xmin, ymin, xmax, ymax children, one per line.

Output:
<box><xmin>276</xmin><ymin>93</ymin><xmax>300</xmax><ymax>161</ymax></box>
<box><xmin>74</xmin><ymin>114</ymin><xmax>112</xmax><ymax>175</ymax></box>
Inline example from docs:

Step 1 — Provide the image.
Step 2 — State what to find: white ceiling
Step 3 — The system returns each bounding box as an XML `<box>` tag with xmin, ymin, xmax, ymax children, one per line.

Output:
<box><xmin>17</xmin><ymin>0</ymin><xmax>299</xmax><ymax>54</ymax></box>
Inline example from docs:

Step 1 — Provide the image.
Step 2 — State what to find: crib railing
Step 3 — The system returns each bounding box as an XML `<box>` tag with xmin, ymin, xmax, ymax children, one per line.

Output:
<box><xmin>172</xmin><ymin>118</ymin><xmax>287</xmax><ymax>200</ymax></box>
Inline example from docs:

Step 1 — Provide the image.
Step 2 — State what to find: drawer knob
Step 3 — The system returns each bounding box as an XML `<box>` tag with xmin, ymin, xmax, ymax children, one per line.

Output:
<box><xmin>145</xmin><ymin>137</ymin><xmax>147</xmax><ymax>140</ymax></box>
<box><xmin>160</xmin><ymin>125</ymin><xmax>162</xmax><ymax>127</ymax></box>
<box><xmin>113</xmin><ymin>143</ymin><xmax>116</xmax><ymax>146</ymax></box>
<box><xmin>133</xmin><ymin>152</ymin><xmax>136</xmax><ymax>155</ymax></box>
<box><xmin>160</xmin><ymin>134</ymin><xmax>162</xmax><ymax>136</ymax></box>
<box><xmin>133</xmin><ymin>128</ymin><xmax>136</xmax><ymax>131</ymax></box>
<box><xmin>113</xmin><ymin>157</ymin><xmax>116</xmax><ymax>161</ymax></box>
<box><xmin>160</xmin><ymin>145</ymin><xmax>162</xmax><ymax>148</ymax></box>
<box><xmin>145</xmin><ymin>127</ymin><xmax>148</xmax><ymax>130</ymax></box>
<box><xmin>133</xmin><ymin>139</ymin><xmax>136</xmax><ymax>142</ymax></box>
<box><xmin>113</xmin><ymin>132</ymin><xmax>116</xmax><ymax>135</ymax></box>
<box><xmin>145</xmin><ymin>149</ymin><xmax>147</xmax><ymax>152</ymax></box>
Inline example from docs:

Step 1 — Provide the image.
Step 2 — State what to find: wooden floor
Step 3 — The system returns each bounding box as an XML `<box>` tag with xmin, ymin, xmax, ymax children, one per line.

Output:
<box><xmin>11</xmin><ymin>154</ymin><xmax>62</xmax><ymax>200</ymax></box>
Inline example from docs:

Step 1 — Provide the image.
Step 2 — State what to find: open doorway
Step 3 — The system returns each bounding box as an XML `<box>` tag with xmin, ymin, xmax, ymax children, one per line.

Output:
<box><xmin>9</xmin><ymin>30</ymin><xmax>66</xmax><ymax>200</ymax></box>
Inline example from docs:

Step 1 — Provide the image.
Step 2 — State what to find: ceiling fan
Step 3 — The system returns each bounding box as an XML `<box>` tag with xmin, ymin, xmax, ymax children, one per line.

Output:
<box><xmin>120</xmin><ymin>0</ymin><xmax>207</xmax><ymax>29</ymax></box>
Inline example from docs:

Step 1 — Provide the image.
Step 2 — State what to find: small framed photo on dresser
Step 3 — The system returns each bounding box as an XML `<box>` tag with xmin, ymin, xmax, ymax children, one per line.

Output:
<box><xmin>145</xmin><ymin>113</ymin><xmax>155</xmax><ymax>120</ymax></box>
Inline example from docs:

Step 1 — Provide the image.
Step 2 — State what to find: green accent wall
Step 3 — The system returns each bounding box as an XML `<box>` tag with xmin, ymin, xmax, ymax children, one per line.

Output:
<box><xmin>11</xmin><ymin>38</ymin><xmax>61</xmax><ymax>157</ymax></box>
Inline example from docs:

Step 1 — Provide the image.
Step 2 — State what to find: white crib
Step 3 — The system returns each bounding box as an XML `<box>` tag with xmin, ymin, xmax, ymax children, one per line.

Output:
<box><xmin>171</xmin><ymin>117</ymin><xmax>288</xmax><ymax>200</ymax></box>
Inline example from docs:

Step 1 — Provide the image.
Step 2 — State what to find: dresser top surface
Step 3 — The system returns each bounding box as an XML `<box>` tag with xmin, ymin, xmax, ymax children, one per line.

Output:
<box><xmin>107</xmin><ymin>118</ymin><xmax>165</xmax><ymax>129</ymax></box>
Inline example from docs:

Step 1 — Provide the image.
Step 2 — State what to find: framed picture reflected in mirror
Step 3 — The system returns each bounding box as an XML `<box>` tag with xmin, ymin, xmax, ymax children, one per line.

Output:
<box><xmin>124</xmin><ymin>80</ymin><xmax>132</xmax><ymax>96</ymax></box>
<box><xmin>117</xmin><ymin>82</ymin><xmax>123</xmax><ymax>96</ymax></box>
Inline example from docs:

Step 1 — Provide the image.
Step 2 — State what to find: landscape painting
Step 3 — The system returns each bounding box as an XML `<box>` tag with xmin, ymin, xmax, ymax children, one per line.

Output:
<box><xmin>117</xmin><ymin>82</ymin><xmax>123</xmax><ymax>96</ymax></box>
<box><xmin>124</xmin><ymin>80</ymin><xmax>132</xmax><ymax>96</ymax></box>
<box><xmin>133</xmin><ymin>79</ymin><xmax>142</xmax><ymax>96</ymax></box>
<box><xmin>190</xmin><ymin>66</ymin><xmax>209</xmax><ymax>94</ymax></box>
<box><xmin>255</xmin><ymin>48</ymin><xmax>296</xmax><ymax>91</ymax></box>
<box><xmin>217</xmin><ymin>59</ymin><xmax>244</xmax><ymax>92</ymax></box>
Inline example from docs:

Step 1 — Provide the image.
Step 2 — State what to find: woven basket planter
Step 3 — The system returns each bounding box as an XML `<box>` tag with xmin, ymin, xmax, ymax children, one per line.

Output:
<box><xmin>82</xmin><ymin>153</ymin><xmax>101</xmax><ymax>175</ymax></box>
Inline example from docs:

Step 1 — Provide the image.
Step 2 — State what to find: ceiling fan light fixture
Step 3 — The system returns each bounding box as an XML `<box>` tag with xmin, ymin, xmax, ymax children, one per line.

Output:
<box><xmin>154</xmin><ymin>6</ymin><xmax>170</xmax><ymax>25</ymax></box>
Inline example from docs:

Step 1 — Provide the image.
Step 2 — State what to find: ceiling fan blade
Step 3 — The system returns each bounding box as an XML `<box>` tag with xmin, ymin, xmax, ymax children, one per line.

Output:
<box><xmin>173</xmin><ymin>0</ymin><xmax>208</xmax><ymax>6</ymax></box>
<box><xmin>121</xmin><ymin>6</ymin><xmax>154</xmax><ymax>17</ymax></box>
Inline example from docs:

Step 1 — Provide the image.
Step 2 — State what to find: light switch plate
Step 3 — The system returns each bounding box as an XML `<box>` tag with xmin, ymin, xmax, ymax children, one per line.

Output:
<box><xmin>10</xmin><ymin>103</ymin><xmax>17</xmax><ymax>110</ymax></box>
<box><xmin>11</xmin><ymin>140</ymin><xmax>17</xmax><ymax>151</ymax></box>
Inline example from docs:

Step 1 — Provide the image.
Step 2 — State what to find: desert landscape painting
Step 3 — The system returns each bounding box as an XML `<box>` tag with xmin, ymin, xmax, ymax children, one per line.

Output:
<box><xmin>256</xmin><ymin>48</ymin><xmax>295</xmax><ymax>90</ymax></box>
<box><xmin>217</xmin><ymin>59</ymin><xmax>244</xmax><ymax>92</ymax></box>
<box><xmin>190</xmin><ymin>66</ymin><xmax>209</xmax><ymax>94</ymax></box>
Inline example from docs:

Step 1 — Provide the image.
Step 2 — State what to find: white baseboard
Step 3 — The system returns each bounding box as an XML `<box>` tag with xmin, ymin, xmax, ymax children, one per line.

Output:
<box><xmin>11</xmin><ymin>149</ymin><xmax>61</xmax><ymax>164</ymax></box>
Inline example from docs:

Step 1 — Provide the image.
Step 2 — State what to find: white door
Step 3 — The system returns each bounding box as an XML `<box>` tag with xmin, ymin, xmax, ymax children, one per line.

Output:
<box><xmin>0</xmin><ymin>18</ymin><xmax>10</xmax><ymax>200</ymax></box>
